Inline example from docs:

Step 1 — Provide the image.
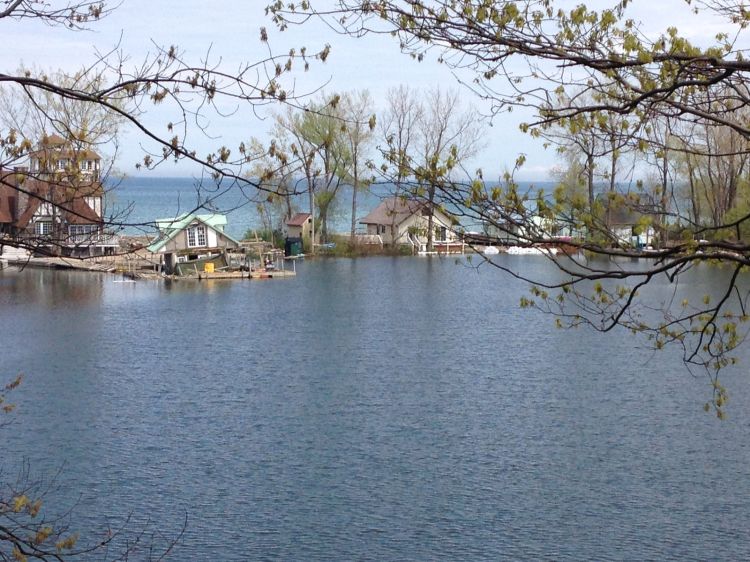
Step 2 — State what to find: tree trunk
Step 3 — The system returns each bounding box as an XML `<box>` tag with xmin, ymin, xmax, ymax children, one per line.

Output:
<box><xmin>426</xmin><ymin>184</ymin><xmax>436</xmax><ymax>253</ymax></box>
<box><xmin>308</xmin><ymin>183</ymin><xmax>315</xmax><ymax>255</ymax></box>
<box><xmin>350</xmin><ymin>158</ymin><xmax>358</xmax><ymax>241</ymax></box>
<box><xmin>659</xmin><ymin>148</ymin><xmax>669</xmax><ymax>247</ymax></box>
<box><xmin>587</xmin><ymin>153</ymin><xmax>595</xmax><ymax>214</ymax></box>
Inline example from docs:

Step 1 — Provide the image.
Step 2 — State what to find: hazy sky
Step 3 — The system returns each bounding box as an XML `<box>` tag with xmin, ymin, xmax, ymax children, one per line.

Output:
<box><xmin>1</xmin><ymin>1</ymin><xmax>738</xmax><ymax>181</ymax></box>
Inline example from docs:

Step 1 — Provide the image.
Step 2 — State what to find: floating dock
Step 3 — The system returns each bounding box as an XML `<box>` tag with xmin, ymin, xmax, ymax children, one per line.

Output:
<box><xmin>195</xmin><ymin>269</ymin><xmax>296</xmax><ymax>280</ymax></box>
<box><xmin>249</xmin><ymin>269</ymin><xmax>296</xmax><ymax>279</ymax></box>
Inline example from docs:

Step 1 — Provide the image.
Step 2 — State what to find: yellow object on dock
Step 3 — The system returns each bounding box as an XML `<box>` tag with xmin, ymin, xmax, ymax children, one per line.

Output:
<box><xmin>204</xmin><ymin>262</ymin><xmax>215</xmax><ymax>273</ymax></box>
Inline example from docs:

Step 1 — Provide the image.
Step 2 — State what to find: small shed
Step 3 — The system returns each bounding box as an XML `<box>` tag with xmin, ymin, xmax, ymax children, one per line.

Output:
<box><xmin>285</xmin><ymin>212</ymin><xmax>312</xmax><ymax>255</ymax></box>
<box><xmin>286</xmin><ymin>213</ymin><xmax>312</xmax><ymax>239</ymax></box>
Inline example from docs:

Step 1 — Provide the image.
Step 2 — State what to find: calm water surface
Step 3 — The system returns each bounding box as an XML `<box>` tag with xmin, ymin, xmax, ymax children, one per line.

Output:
<box><xmin>1</xmin><ymin>256</ymin><xmax>749</xmax><ymax>560</ymax></box>
<box><xmin>106</xmin><ymin>177</ymin><xmax>426</xmax><ymax>239</ymax></box>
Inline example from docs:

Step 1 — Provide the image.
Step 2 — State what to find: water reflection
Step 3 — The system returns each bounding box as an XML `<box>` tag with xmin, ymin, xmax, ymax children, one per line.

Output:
<box><xmin>0</xmin><ymin>267</ymin><xmax>104</xmax><ymax>307</ymax></box>
<box><xmin>2</xmin><ymin>259</ymin><xmax>750</xmax><ymax>560</ymax></box>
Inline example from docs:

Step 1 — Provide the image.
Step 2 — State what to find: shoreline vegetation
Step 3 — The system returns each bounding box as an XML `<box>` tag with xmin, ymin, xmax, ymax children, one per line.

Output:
<box><xmin>0</xmin><ymin>231</ymin><xmax>653</xmax><ymax>281</ymax></box>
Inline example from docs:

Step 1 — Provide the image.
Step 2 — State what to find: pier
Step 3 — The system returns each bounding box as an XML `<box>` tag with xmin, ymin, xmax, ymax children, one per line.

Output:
<box><xmin>3</xmin><ymin>255</ymin><xmax>116</xmax><ymax>272</ymax></box>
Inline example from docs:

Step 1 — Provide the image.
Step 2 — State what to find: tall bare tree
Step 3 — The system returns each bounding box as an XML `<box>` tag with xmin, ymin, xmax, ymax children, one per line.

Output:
<box><xmin>341</xmin><ymin>90</ymin><xmax>375</xmax><ymax>241</ymax></box>
<box><xmin>380</xmin><ymin>85</ymin><xmax>423</xmax><ymax>241</ymax></box>
<box><xmin>415</xmin><ymin>88</ymin><xmax>482</xmax><ymax>252</ymax></box>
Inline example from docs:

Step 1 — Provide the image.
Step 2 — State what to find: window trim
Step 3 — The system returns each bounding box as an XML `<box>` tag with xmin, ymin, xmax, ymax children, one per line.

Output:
<box><xmin>35</xmin><ymin>220</ymin><xmax>52</xmax><ymax>236</ymax></box>
<box><xmin>186</xmin><ymin>224</ymin><xmax>207</xmax><ymax>247</ymax></box>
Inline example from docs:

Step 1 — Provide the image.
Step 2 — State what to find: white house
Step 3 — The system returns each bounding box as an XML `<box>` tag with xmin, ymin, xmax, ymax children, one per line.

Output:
<box><xmin>607</xmin><ymin>206</ymin><xmax>656</xmax><ymax>249</ymax></box>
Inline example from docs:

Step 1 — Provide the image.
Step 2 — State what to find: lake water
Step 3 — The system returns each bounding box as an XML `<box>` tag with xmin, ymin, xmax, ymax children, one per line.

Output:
<box><xmin>2</xmin><ymin>255</ymin><xmax>750</xmax><ymax>560</ymax></box>
<box><xmin>104</xmin><ymin>176</ymin><xmax>559</xmax><ymax>239</ymax></box>
<box><xmin>106</xmin><ymin>176</ymin><xmax>426</xmax><ymax>239</ymax></box>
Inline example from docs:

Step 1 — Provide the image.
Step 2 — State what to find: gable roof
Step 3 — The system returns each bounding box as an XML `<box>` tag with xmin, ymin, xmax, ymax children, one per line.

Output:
<box><xmin>65</xmin><ymin>198</ymin><xmax>101</xmax><ymax>224</ymax></box>
<box><xmin>41</xmin><ymin>134</ymin><xmax>67</xmax><ymax>147</ymax></box>
<box><xmin>0</xmin><ymin>191</ymin><xmax>14</xmax><ymax>224</ymax></box>
<box><xmin>0</xmin><ymin>178</ymin><xmax>18</xmax><ymax>224</ymax></box>
<box><xmin>27</xmin><ymin>133</ymin><xmax>102</xmax><ymax>163</ymax></box>
<box><xmin>360</xmin><ymin>197</ymin><xmax>428</xmax><ymax>227</ymax></box>
<box><xmin>286</xmin><ymin>212</ymin><xmax>311</xmax><ymax>227</ymax></box>
<box><xmin>0</xmin><ymin>172</ymin><xmax>103</xmax><ymax>228</ymax></box>
<box><xmin>605</xmin><ymin>201</ymin><xmax>657</xmax><ymax>228</ymax></box>
<box><xmin>154</xmin><ymin>212</ymin><xmax>228</xmax><ymax>233</ymax></box>
<box><xmin>147</xmin><ymin>213</ymin><xmax>240</xmax><ymax>253</ymax></box>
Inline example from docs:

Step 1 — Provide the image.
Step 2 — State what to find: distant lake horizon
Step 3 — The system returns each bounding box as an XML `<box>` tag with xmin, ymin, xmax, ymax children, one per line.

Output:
<box><xmin>105</xmin><ymin>176</ymin><xmax>560</xmax><ymax>239</ymax></box>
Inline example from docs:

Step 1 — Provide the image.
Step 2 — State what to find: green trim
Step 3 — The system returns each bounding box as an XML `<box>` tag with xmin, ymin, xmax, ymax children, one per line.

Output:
<box><xmin>147</xmin><ymin>213</ymin><xmax>240</xmax><ymax>253</ymax></box>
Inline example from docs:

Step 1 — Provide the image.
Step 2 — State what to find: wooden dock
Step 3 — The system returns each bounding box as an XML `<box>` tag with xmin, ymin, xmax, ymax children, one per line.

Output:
<box><xmin>195</xmin><ymin>269</ymin><xmax>297</xmax><ymax>280</ymax></box>
<box><xmin>4</xmin><ymin>256</ymin><xmax>116</xmax><ymax>272</ymax></box>
<box><xmin>249</xmin><ymin>269</ymin><xmax>296</xmax><ymax>279</ymax></box>
<box><xmin>197</xmin><ymin>271</ymin><xmax>248</xmax><ymax>280</ymax></box>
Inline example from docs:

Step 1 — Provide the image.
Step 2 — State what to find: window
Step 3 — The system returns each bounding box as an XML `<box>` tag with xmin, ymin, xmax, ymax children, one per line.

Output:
<box><xmin>187</xmin><ymin>224</ymin><xmax>207</xmax><ymax>247</ymax></box>
<box><xmin>69</xmin><ymin>225</ymin><xmax>97</xmax><ymax>237</ymax></box>
<box><xmin>34</xmin><ymin>221</ymin><xmax>52</xmax><ymax>236</ymax></box>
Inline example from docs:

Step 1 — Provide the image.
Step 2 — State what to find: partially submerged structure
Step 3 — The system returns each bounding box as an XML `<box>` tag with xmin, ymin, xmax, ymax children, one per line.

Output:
<box><xmin>608</xmin><ymin>206</ymin><xmax>656</xmax><ymax>249</ymax></box>
<box><xmin>359</xmin><ymin>197</ymin><xmax>463</xmax><ymax>254</ymax></box>
<box><xmin>147</xmin><ymin>212</ymin><xmax>241</xmax><ymax>274</ymax></box>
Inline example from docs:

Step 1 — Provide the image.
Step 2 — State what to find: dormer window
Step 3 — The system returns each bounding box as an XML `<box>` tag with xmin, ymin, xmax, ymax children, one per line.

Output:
<box><xmin>186</xmin><ymin>224</ymin><xmax>207</xmax><ymax>247</ymax></box>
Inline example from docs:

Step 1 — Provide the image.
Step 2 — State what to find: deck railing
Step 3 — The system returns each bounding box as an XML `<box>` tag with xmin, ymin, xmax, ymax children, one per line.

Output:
<box><xmin>66</xmin><ymin>233</ymin><xmax>119</xmax><ymax>246</ymax></box>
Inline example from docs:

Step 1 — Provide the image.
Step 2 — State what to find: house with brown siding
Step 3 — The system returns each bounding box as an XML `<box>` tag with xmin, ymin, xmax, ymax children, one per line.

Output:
<box><xmin>0</xmin><ymin>134</ymin><xmax>117</xmax><ymax>257</ymax></box>
<box><xmin>359</xmin><ymin>197</ymin><xmax>461</xmax><ymax>252</ymax></box>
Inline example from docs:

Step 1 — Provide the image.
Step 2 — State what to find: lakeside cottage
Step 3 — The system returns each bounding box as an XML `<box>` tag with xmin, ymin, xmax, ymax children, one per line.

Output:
<box><xmin>359</xmin><ymin>197</ymin><xmax>461</xmax><ymax>253</ymax></box>
<box><xmin>147</xmin><ymin>212</ymin><xmax>241</xmax><ymax>274</ymax></box>
<box><xmin>0</xmin><ymin>134</ymin><xmax>117</xmax><ymax>258</ymax></box>
<box><xmin>608</xmin><ymin>206</ymin><xmax>656</xmax><ymax>249</ymax></box>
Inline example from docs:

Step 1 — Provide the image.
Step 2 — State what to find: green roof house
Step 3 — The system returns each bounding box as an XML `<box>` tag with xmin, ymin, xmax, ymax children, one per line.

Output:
<box><xmin>147</xmin><ymin>212</ymin><xmax>241</xmax><ymax>274</ymax></box>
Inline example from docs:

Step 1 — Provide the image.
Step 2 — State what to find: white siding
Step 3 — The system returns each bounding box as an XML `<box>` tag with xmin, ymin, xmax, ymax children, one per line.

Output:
<box><xmin>207</xmin><ymin>228</ymin><xmax>218</xmax><ymax>247</ymax></box>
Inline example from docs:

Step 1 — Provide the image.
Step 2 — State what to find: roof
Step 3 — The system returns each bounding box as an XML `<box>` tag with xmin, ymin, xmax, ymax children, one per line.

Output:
<box><xmin>0</xmin><ymin>171</ymin><xmax>103</xmax><ymax>227</ymax></box>
<box><xmin>29</xmin><ymin>148</ymin><xmax>102</xmax><ymax>162</ymax></box>
<box><xmin>147</xmin><ymin>213</ymin><xmax>240</xmax><ymax>253</ymax></box>
<box><xmin>41</xmin><ymin>134</ymin><xmax>67</xmax><ymax>146</ymax></box>
<box><xmin>606</xmin><ymin>203</ymin><xmax>647</xmax><ymax>227</ymax></box>
<box><xmin>1</xmin><ymin>173</ymin><xmax>47</xmax><ymax>228</ymax></box>
<box><xmin>359</xmin><ymin>197</ymin><xmax>427</xmax><ymax>226</ymax></box>
<box><xmin>29</xmin><ymin>133</ymin><xmax>102</xmax><ymax>161</ymax></box>
<box><xmin>15</xmin><ymin>195</ymin><xmax>41</xmax><ymax>229</ymax></box>
<box><xmin>0</xmin><ymin>177</ymin><xmax>18</xmax><ymax>224</ymax></box>
<box><xmin>0</xmin><ymin>188</ymin><xmax>14</xmax><ymax>224</ymax></box>
<box><xmin>286</xmin><ymin>212</ymin><xmax>311</xmax><ymax>227</ymax></box>
<box><xmin>66</xmin><ymin>197</ymin><xmax>101</xmax><ymax>224</ymax></box>
<box><xmin>154</xmin><ymin>212</ymin><xmax>228</xmax><ymax>232</ymax></box>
